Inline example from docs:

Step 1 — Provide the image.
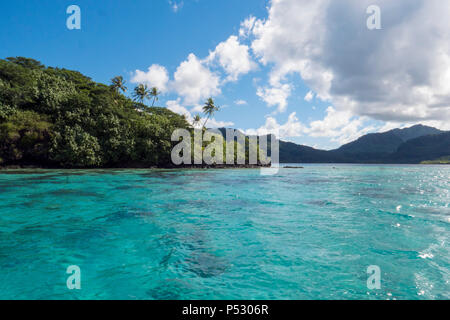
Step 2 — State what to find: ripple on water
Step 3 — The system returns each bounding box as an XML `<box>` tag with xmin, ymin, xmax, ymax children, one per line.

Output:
<box><xmin>306</xmin><ymin>200</ymin><xmax>336</xmax><ymax>207</ymax></box>
<box><xmin>0</xmin><ymin>165</ymin><xmax>449</xmax><ymax>299</ymax></box>
<box><xmin>47</xmin><ymin>189</ymin><xmax>103</xmax><ymax>198</ymax></box>
<box><xmin>98</xmin><ymin>208</ymin><xmax>156</xmax><ymax>222</ymax></box>
<box><xmin>146</xmin><ymin>279</ymin><xmax>192</xmax><ymax>300</ymax></box>
<box><xmin>184</xmin><ymin>252</ymin><xmax>229</xmax><ymax>278</ymax></box>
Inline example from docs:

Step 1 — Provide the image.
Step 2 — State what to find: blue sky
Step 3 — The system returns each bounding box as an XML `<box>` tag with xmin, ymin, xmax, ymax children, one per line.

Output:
<box><xmin>1</xmin><ymin>0</ymin><xmax>449</xmax><ymax>149</ymax></box>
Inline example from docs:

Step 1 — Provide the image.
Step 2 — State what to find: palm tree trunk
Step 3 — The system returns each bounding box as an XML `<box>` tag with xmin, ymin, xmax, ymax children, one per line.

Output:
<box><xmin>203</xmin><ymin>116</ymin><xmax>210</xmax><ymax>129</ymax></box>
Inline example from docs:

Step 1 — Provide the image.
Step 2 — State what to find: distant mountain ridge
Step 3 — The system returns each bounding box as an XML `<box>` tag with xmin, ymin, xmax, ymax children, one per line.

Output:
<box><xmin>217</xmin><ymin>124</ymin><xmax>449</xmax><ymax>164</ymax></box>
<box><xmin>335</xmin><ymin>125</ymin><xmax>443</xmax><ymax>155</ymax></box>
<box><xmin>278</xmin><ymin>124</ymin><xmax>449</xmax><ymax>164</ymax></box>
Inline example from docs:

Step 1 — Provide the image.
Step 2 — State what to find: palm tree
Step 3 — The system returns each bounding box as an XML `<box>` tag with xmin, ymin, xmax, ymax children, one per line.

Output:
<box><xmin>202</xmin><ymin>98</ymin><xmax>220</xmax><ymax>129</ymax></box>
<box><xmin>192</xmin><ymin>114</ymin><xmax>201</xmax><ymax>128</ymax></box>
<box><xmin>110</xmin><ymin>76</ymin><xmax>127</xmax><ymax>94</ymax></box>
<box><xmin>132</xmin><ymin>84</ymin><xmax>150</xmax><ymax>104</ymax></box>
<box><xmin>150</xmin><ymin>87</ymin><xmax>160</xmax><ymax>107</ymax></box>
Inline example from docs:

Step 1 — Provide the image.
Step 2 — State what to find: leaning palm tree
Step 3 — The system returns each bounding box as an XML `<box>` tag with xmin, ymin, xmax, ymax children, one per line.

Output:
<box><xmin>202</xmin><ymin>98</ymin><xmax>220</xmax><ymax>129</ymax></box>
<box><xmin>192</xmin><ymin>114</ymin><xmax>201</xmax><ymax>128</ymax></box>
<box><xmin>110</xmin><ymin>76</ymin><xmax>127</xmax><ymax>94</ymax></box>
<box><xmin>132</xmin><ymin>84</ymin><xmax>150</xmax><ymax>104</ymax></box>
<box><xmin>149</xmin><ymin>87</ymin><xmax>160</xmax><ymax>107</ymax></box>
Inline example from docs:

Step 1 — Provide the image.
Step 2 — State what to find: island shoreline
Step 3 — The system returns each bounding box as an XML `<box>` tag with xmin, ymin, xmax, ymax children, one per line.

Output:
<box><xmin>0</xmin><ymin>163</ymin><xmax>272</xmax><ymax>170</ymax></box>
<box><xmin>1</xmin><ymin>162</ymin><xmax>448</xmax><ymax>171</ymax></box>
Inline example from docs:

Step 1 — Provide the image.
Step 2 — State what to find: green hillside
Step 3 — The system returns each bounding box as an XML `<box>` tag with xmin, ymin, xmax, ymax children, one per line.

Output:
<box><xmin>278</xmin><ymin>126</ymin><xmax>449</xmax><ymax>164</ymax></box>
<box><xmin>390</xmin><ymin>132</ymin><xmax>450</xmax><ymax>164</ymax></box>
<box><xmin>0</xmin><ymin>57</ymin><xmax>190</xmax><ymax>168</ymax></box>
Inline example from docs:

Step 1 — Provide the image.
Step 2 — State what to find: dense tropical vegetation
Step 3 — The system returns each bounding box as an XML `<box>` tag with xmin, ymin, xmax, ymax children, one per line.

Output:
<box><xmin>0</xmin><ymin>57</ymin><xmax>271</xmax><ymax>168</ymax></box>
<box><xmin>421</xmin><ymin>156</ymin><xmax>450</xmax><ymax>165</ymax></box>
<box><xmin>0</xmin><ymin>57</ymin><xmax>191</xmax><ymax>168</ymax></box>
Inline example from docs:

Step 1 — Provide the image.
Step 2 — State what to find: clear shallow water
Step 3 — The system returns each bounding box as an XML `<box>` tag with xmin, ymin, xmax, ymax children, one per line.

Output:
<box><xmin>0</xmin><ymin>165</ymin><xmax>449</xmax><ymax>300</ymax></box>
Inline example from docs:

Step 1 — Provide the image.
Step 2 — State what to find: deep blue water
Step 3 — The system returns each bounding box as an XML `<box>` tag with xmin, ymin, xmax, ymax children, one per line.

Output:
<box><xmin>0</xmin><ymin>165</ymin><xmax>449</xmax><ymax>300</ymax></box>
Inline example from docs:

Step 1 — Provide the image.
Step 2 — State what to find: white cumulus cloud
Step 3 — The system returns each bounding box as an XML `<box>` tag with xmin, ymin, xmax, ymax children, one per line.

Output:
<box><xmin>243</xmin><ymin>107</ymin><xmax>376</xmax><ymax>146</ymax></box>
<box><xmin>207</xmin><ymin>35</ymin><xmax>256</xmax><ymax>82</ymax></box>
<box><xmin>243</xmin><ymin>112</ymin><xmax>304</xmax><ymax>139</ymax></box>
<box><xmin>131</xmin><ymin>64</ymin><xmax>169</xmax><ymax>92</ymax></box>
<box><xmin>257</xmin><ymin>83</ymin><xmax>291</xmax><ymax>113</ymax></box>
<box><xmin>249</xmin><ymin>0</ymin><xmax>450</xmax><ymax>125</ymax></box>
<box><xmin>305</xmin><ymin>107</ymin><xmax>376</xmax><ymax>145</ymax></box>
<box><xmin>172</xmin><ymin>53</ymin><xmax>221</xmax><ymax>106</ymax></box>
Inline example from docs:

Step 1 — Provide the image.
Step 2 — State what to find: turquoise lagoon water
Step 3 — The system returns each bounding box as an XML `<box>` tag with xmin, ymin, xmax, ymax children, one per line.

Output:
<box><xmin>0</xmin><ymin>165</ymin><xmax>449</xmax><ymax>300</ymax></box>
